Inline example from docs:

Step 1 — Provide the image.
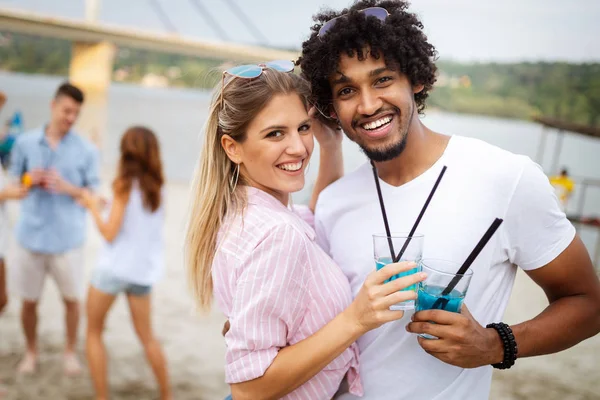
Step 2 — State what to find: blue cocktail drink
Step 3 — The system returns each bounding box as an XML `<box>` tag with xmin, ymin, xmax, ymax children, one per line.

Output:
<box><xmin>376</xmin><ymin>257</ymin><xmax>419</xmax><ymax>290</ymax></box>
<box><xmin>415</xmin><ymin>259</ymin><xmax>474</xmax><ymax>339</ymax></box>
<box><xmin>373</xmin><ymin>233</ymin><xmax>424</xmax><ymax>311</ymax></box>
<box><xmin>416</xmin><ymin>285</ymin><xmax>464</xmax><ymax>313</ymax></box>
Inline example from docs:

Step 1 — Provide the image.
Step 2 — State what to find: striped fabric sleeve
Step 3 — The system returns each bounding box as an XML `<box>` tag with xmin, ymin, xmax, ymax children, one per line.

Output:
<box><xmin>291</xmin><ymin>204</ymin><xmax>315</xmax><ymax>230</ymax></box>
<box><xmin>224</xmin><ymin>223</ymin><xmax>311</xmax><ymax>383</ymax></box>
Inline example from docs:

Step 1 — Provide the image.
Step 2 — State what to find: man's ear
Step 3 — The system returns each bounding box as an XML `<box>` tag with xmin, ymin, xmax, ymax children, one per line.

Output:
<box><xmin>413</xmin><ymin>84</ymin><xmax>425</xmax><ymax>94</ymax></box>
<box><xmin>330</xmin><ymin>109</ymin><xmax>339</xmax><ymax>121</ymax></box>
<box><xmin>221</xmin><ymin>134</ymin><xmax>241</xmax><ymax>164</ymax></box>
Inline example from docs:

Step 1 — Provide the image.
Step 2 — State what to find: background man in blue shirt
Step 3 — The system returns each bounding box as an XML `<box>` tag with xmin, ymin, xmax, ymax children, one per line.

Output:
<box><xmin>8</xmin><ymin>82</ymin><xmax>99</xmax><ymax>376</ymax></box>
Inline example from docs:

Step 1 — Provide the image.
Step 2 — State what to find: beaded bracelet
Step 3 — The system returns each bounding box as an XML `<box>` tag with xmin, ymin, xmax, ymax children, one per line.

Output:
<box><xmin>486</xmin><ymin>322</ymin><xmax>518</xmax><ymax>369</ymax></box>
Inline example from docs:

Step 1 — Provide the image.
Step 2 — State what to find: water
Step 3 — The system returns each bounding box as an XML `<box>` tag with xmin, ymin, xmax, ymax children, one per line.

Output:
<box><xmin>1</xmin><ymin>71</ymin><xmax>599</xmax><ymax>256</ymax></box>
<box><xmin>375</xmin><ymin>257</ymin><xmax>419</xmax><ymax>310</ymax></box>
<box><xmin>416</xmin><ymin>285</ymin><xmax>465</xmax><ymax>313</ymax></box>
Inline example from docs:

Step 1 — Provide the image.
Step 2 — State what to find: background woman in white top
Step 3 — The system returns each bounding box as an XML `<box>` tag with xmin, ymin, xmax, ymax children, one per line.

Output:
<box><xmin>80</xmin><ymin>126</ymin><xmax>171</xmax><ymax>400</ymax></box>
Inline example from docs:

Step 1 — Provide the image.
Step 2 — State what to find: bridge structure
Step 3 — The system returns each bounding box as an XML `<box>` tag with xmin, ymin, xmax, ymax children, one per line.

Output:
<box><xmin>0</xmin><ymin>0</ymin><xmax>299</xmax><ymax>142</ymax></box>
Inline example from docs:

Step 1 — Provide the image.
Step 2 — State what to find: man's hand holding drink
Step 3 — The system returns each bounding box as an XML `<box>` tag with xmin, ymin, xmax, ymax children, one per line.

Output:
<box><xmin>22</xmin><ymin>168</ymin><xmax>45</xmax><ymax>188</ymax></box>
<box><xmin>22</xmin><ymin>168</ymin><xmax>83</xmax><ymax>198</ymax></box>
<box><xmin>407</xmin><ymin>304</ymin><xmax>504</xmax><ymax>368</ymax></box>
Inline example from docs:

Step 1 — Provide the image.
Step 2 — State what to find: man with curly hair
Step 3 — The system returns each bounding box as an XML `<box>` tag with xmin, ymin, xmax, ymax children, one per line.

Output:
<box><xmin>298</xmin><ymin>1</ymin><xmax>600</xmax><ymax>398</ymax></box>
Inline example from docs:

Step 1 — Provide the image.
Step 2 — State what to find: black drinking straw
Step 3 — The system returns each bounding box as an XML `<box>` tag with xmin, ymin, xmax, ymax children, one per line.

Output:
<box><xmin>394</xmin><ymin>166</ymin><xmax>447</xmax><ymax>262</ymax></box>
<box><xmin>431</xmin><ymin>218</ymin><xmax>504</xmax><ymax>310</ymax></box>
<box><xmin>371</xmin><ymin>160</ymin><xmax>396</xmax><ymax>259</ymax></box>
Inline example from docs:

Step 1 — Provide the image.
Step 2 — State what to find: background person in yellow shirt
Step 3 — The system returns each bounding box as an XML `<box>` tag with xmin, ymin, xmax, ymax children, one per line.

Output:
<box><xmin>550</xmin><ymin>168</ymin><xmax>575</xmax><ymax>212</ymax></box>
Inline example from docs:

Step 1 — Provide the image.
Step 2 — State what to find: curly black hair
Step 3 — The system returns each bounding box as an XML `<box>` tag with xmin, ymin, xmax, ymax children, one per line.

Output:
<box><xmin>297</xmin><ymin>0</ymin><xmax>438</xmax><ymax>116</ymax></box>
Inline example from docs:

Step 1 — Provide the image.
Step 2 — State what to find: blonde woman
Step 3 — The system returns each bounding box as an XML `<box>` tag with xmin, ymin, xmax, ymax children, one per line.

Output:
<box><xmin>186</xmin><ymin>62</ymin><xmax>425</xmax><ymax>400</ymax></box>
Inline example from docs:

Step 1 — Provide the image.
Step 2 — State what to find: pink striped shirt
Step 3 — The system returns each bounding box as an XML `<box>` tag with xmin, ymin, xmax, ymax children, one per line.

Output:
<box><xmin>213</xmin><ymin>187</ymin><xmax>363</xmax><ymax>399</ymax></box>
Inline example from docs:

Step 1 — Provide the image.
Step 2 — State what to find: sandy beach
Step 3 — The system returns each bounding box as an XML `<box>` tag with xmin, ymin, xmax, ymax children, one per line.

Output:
<box><xmin>0</xmin><ymin>178</ymin><xmax>598</xmax><ymax>400</ymax></box>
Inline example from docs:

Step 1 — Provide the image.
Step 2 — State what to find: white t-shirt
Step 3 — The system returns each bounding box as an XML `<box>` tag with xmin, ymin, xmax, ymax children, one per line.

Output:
<box><xmin>96</xmin><ymin>184</ymin><xmax>165</xmax><ymax>286</ymax></box>
<box><xmin>315</xmin><ymin>135</ymin><xmax>575</xmax><ymax>400</ymax></box>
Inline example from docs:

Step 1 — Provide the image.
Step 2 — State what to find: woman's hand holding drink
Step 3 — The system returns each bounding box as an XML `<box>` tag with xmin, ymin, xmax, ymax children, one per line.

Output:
<box><xmin>343</xmin><ymin>261</ymin><xmax>427</xmax><ymax>335</ymax></box>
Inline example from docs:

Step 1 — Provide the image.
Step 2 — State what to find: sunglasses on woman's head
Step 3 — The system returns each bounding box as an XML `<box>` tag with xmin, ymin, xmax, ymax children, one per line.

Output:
<box><xmin>318</xmin><ymin>7</ymin><xmax>389</xmax><ymax>39</ymax></box>
<box><xmin>220</xmin><ymin>60</ymin><xmax>295</xmax><ymax>109</ymax></box>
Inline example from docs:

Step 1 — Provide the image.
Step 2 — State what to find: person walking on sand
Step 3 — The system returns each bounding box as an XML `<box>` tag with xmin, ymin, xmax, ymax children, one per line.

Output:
<box><xmin>80</xmin><ymin>126</ymin><xmax>172</xmax><ymax>400</ymax></box>
<box><xmin>8</xmin><ymin>82</ymin><xmax>99</xmax><ymax>376</ymax></box>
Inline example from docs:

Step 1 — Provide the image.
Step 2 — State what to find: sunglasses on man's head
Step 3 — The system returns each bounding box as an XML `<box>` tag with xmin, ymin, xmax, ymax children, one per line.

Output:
<box><xmin>318</xmin><ymin>7</ymin><xmax>389</xmax><ymax>39</ymax></box>
<box><xmin>220</xmin><ymin>60</ymin><xmax>295</xmax><ymax>108</ymax></box>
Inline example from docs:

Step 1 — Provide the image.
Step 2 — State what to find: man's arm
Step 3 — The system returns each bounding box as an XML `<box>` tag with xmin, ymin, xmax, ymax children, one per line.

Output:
<box><xmin>408</xmin><ymin>236</ymin><xmax>600</xmax><ymax>368</ymax></box>
<box><xmin>513</xmin><ymin>236</ymin><xmax>600</xmax><ymax>356</ymax></box>
<box><xmin>308</xmin><ymin>107</ymin><xmax>344</xmax><ymax>212</ymax></box>
<box><xmin>408</xmin><ymin>157</ymin><xmax>600</xmax><ymax>368</ymax></box>
<box><xmin>45</xmin><ymin>145</ymin><xmax>100</xmax><ymax>199</ymax></box>
<box><xmin>45</xmin><ymin>169</ymin><xmax>85</xmax><ymax>199</ymax></box>
<box><xmin>407</xmin><ymin>237</ymin><xmax>600</xmax><ymax>368</ymax></box>
<box><xmin>0</xmin><ymin>183</ymin><xmax>28</xmax><ymax>201</ymax></box>
<box><xmin>81</xmin><ymin>189</ymin><xmax>128</xmax><ymax>243</ymax></box>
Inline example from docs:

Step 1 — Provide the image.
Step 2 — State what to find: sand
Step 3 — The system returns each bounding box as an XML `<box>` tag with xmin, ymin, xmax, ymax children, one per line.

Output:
<box><xmin>0</xmin><ymin>178</ymin><xmax>598</xmax><ymax>400</ymax></box>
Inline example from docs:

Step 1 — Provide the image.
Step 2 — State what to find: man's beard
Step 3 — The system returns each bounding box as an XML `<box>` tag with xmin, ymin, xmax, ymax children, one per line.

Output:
<box><xmin>360</xmin><ymin>132</ymin><xmax>408</xmax><ymax>162</ymax></box>
<box><xmin>354</xmin><ymin>104</ymin><xmax>413</xmax><ymax>162</ymax></box>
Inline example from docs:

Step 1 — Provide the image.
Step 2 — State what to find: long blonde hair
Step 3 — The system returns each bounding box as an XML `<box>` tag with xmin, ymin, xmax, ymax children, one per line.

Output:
<box><xmin>186</xmin><ymin>68</ymin><xmax>311</xmax><ymax>310</ymax></box>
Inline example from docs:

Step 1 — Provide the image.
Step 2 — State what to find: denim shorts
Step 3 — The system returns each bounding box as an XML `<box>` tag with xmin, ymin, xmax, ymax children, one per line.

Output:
<box><xmin>90</xmin><ymin>268</ymin><xmax>152</xmax><ymax>296</ymax></box>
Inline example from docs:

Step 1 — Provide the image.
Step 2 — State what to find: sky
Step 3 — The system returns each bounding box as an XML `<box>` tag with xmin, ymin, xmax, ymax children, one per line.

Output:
<box><xmin>0</xmin><ymin>0</ymin><xmax>598</xmax><ymax>62</ymax></box>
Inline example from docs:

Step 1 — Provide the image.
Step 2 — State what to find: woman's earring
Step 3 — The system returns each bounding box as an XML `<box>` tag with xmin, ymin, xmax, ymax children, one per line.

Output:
<box><xmin>230</xmin><ymin>163</ymin><xmax>240</xmax><ymax>194</ymax></box>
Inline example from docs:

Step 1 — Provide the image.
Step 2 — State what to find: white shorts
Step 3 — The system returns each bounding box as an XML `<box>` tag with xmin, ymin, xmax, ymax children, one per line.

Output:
<box><xmin>11</xmin><ymin>245</ymin><xmax>85</xmax><ymax>301</ymax></box>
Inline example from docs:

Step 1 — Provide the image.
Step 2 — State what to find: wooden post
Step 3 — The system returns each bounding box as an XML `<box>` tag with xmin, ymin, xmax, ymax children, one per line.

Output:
<box><xmin>550</xmin><ymin>130</ymin><xmax>565</xmax><ymax>175</ymax></box>
<box><xmin>69</xmin><ymin>41</ymin><xmax>116</xmax><ymax>149</ymax></box>
<box><xmin>535</xmin><ymin>126</ymin><xmax>547</xmax><ymax>167</ymax></box>
<box><xmin>85</xmin><ymin>0</ymin><xmax>101</xmax><ymax>23</ymax></box>
<box><xmin>576</xmin><ymin>181</ymin><xmax>588</xmax><ymax>218</ymax></box>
